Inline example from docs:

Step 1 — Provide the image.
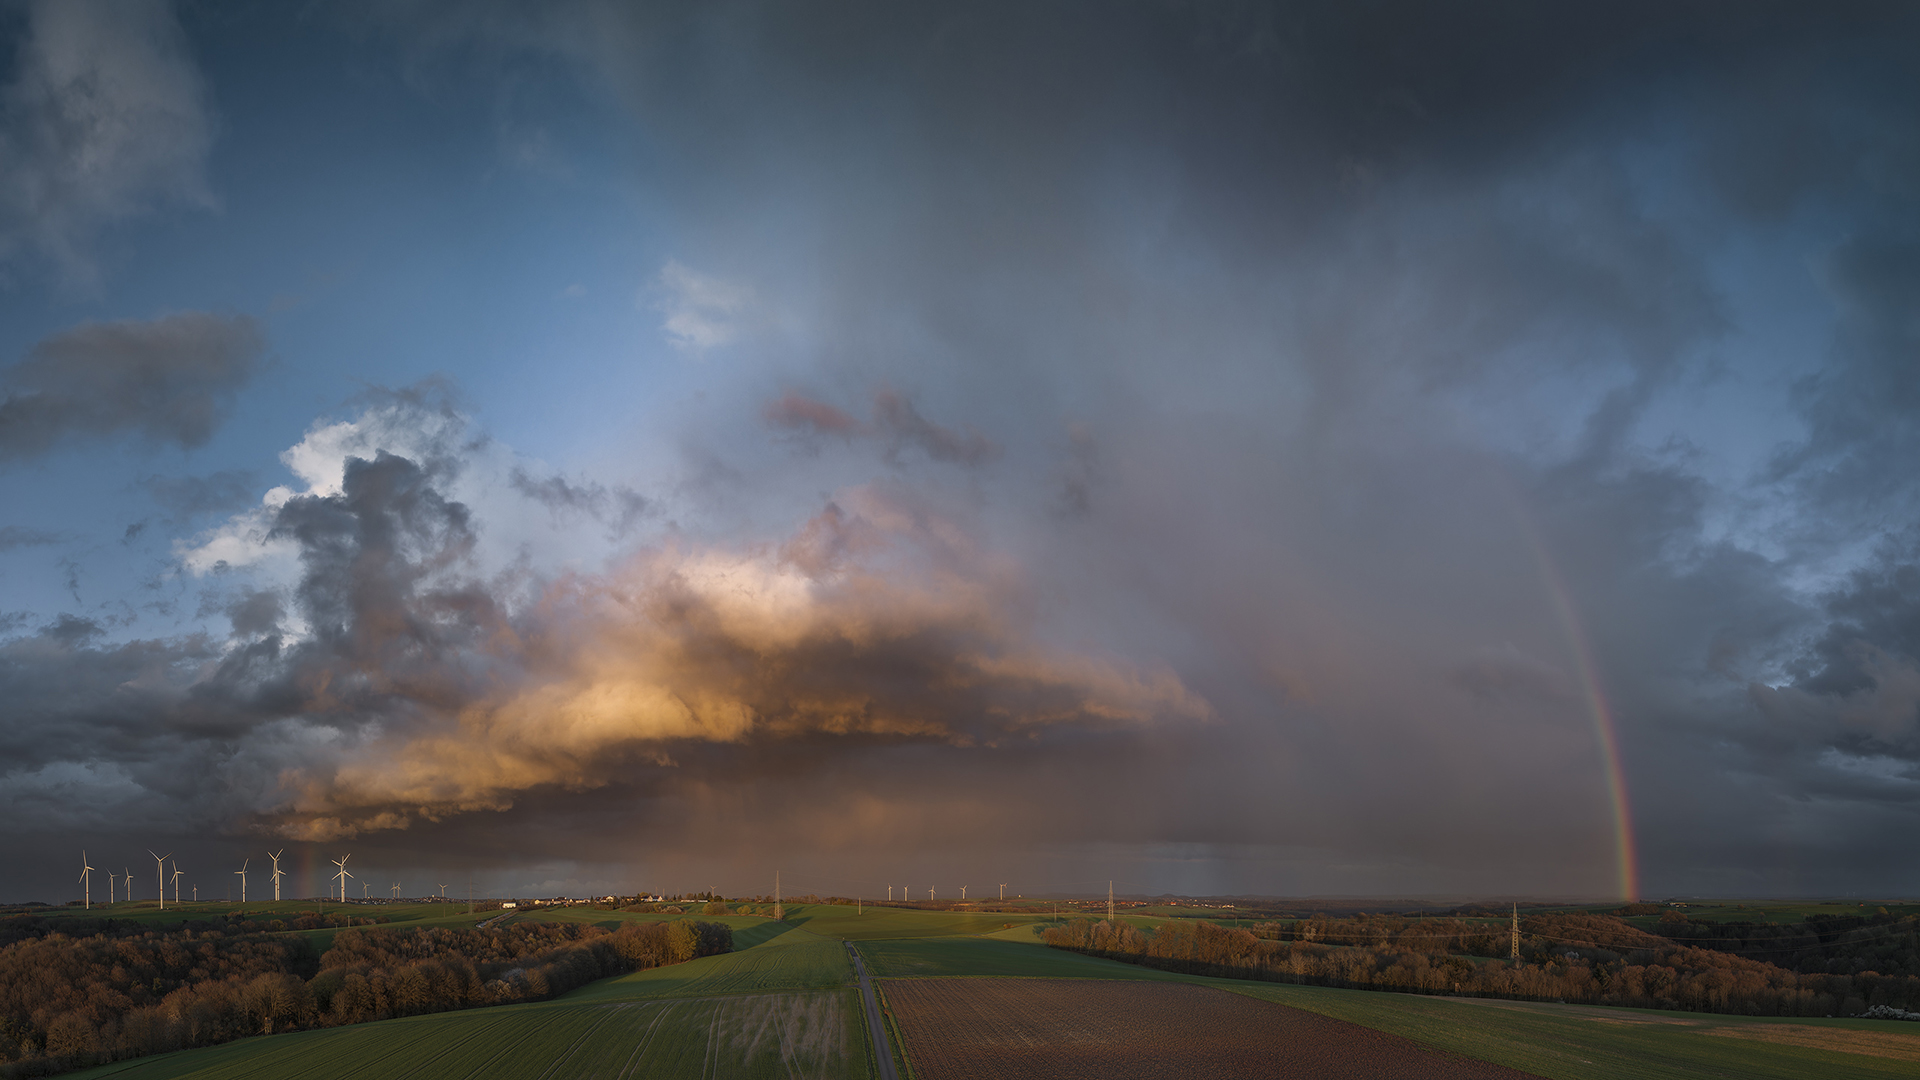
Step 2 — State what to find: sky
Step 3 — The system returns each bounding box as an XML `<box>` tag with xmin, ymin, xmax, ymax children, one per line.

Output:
<box><xmin>2</xmin><ymin>0</ymin><xmax>1919</xmax><ymax>904</ymax></box>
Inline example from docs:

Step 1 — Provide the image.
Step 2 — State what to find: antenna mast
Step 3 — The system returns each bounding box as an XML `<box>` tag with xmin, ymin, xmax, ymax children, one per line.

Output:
<box><xmin>1108</xmin><ymin>881</ymin><xmax>1114</xmax><ymax>923</ymax></box>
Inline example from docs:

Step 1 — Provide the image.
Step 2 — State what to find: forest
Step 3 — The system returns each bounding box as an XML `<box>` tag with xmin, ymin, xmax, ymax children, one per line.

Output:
<box><xmin>0</xmin><ymin>915</ymin><xmax>732</xmax><ymax>1078</ymax></box>
<box><xmin>1043</xmin><ymin>910</ymin><xmax>1920</xmax><ymax>1018</ymax></box>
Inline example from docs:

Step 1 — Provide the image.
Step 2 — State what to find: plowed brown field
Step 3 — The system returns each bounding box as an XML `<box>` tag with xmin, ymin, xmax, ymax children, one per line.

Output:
<box><xmin>884</xmin><ymin>978</ymin><xmax>1546</xmax><ymax>1079</ymax></box>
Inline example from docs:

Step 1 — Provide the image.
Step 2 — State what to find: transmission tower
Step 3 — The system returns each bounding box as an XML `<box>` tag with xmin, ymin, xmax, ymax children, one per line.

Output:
<box><xmin>1510</xmin><ymin>902</ymin><xmax>1520</xmax><ymax>961</ymax></box>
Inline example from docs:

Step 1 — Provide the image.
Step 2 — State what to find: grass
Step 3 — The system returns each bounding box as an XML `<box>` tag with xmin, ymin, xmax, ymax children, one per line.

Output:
<box><xmin>66</xmin><ymin>991</ymin><xmax>865</xmax><ymax>1080</ymax></box>
<box><xmin>779</xmin><ymin>903</ymin><xmax>1053</xmax><ymax>941</ymax></box>
<box><xmin>860</xmin><ymin>936</ymin><xmax>1191</xmax><ymax>981</ymax></box>
<box><xmin>566</xmin><ymin>926</ymin><xmax>853</xmax><ymax>1003</ymax></box>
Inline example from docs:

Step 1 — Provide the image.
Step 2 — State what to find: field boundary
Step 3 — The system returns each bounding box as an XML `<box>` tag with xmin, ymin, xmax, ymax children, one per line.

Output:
<box><xmin>847</xmin><ymin>944</ymin><xmax>900</xmax><ymax>1080</ymax></box>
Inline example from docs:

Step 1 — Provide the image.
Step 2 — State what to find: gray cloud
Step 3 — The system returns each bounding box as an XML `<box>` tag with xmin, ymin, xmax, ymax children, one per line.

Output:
<box><xmin>0</xmin><ymin>312</ymin><xmax>265</xmax><ymax>463</ymax></box>
<box><xmin>508</xmin><ymin>467</ymin><xmax>648</xmax><ymax>535</ymax></box>
<box><xmin>0</xmin><ymin>525</ymin><xmax>61</xmax><ymax>551</ymax></box>
<box><xmin>0</xmin><ymin>0</ymin><xmax>215</xmax><ymax>277</ymax></box>
<box><xmin>763</xmin><ymin>387</ymin><xmax>997</xmax><ymax>467</ymax></box>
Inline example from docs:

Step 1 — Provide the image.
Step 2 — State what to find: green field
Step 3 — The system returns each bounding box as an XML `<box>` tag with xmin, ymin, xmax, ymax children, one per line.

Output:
<box><xmin>65</xmin><ymin>922</ymin><xmax>868</xmax><ymax>1080</ymax></box>
<box><xmin>567</xmin><ymin>926</ymin><xmax>855</xmax><ymax>1002</ymax></box>
<box><xmin>860</xmin><ymin>934</ymin><xmax>1189</xmax><ymax>981</ymax></box>
<box><xmin>40</xmin><ymin>900</ymin><xmax>1920</xmax><ymax>1079</ymax></box>
<box><xmin>67</xmin><ymin>991</ymin><xmax>862</xmax><ymax>1080</ymax></box>
<box><xmin>1224</xmin><ymin>984</ymin><xmax>1916</xmax><ymax>1080</ymax></box>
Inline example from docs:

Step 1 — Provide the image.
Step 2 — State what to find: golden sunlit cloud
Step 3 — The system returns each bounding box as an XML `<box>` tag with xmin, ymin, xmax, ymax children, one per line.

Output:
<box><xmin>268</xmin><ymin>488</ymin><xmax>1209</xmax><ymax>840</ymax></box>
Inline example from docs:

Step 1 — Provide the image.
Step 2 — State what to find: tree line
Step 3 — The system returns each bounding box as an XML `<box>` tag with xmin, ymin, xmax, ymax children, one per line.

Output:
<box><xmin>1043</xmin><ymin>910</ymin><xmax>1920</xmax><ymax>1018</ymax></box>
<box><xmin>1644</xmin><ymin>909</ymin><xmax>1920</xmax><ymax>977</ymax></box>
<box><xmin>0</xmin><ymin>917</ymin><xmax>731</xmax><ymax>1078</ymax></box>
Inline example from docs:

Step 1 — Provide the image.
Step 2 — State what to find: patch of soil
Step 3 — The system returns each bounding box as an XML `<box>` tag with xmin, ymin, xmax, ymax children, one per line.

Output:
<box><xmin>884</xmin><ymin>978</ymin><xmax>1545</xmax><ymax>1079</ymax></box>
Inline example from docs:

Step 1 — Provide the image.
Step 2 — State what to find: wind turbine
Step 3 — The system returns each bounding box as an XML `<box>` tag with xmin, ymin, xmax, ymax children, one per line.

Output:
<box><xmin>107</xmin><ymin>869</ymin><xmax>116</xmax><ymax>905</ymax></box>
<box><xmin>269</xmin><ymin>851</ymin><xmax>285</xmax><ymax>902</ymax></box>
<box><xmin>1000</xmin><ymin>883</ymin><xmax>1008</xmax><ymax>901</ymax></box>
<box><xmin>438</xmin><ymin>883</ymin><xmax>447</xmax><ymax>900</ymax></box>
<box><xmin>79</xmin><ymin>852</ymin><xmax>95</xmax><ymax>910</ymax></box>
<box><xmin>170</xmin><ymin>862</ymin><xmax>184</xmax><ymax>905</ymax></box>
<box><xmin>331</xmin><ymin>854</ymin><xmax>353</xmax><ymax>902</ymax></box>
<box><xmin>961</xmin><ymin>886</ymin><xmax>968</xmax><ymax>900</ymax></box>
<box><xmin>149</xmin><ymin>851</ymin><xmax>171</xmax><ymax>911</ymax></box>
<box><xmin>235</xmin><ymin>859</ymin><xmax>248</xmax><ymax>903</ymax></box>
<box><xmin>390</xmin><ymin>882</ymin><xmax>400</xmax><ymax>900</ymax></box>
<box><xmin>124</xmin><ymin>867</ymin><xmax>132</xmax><ymax>903</ymax></box>
<box><xmin>362</xmin><ymin>881</ymin><xmax>369</xmax><ymax>900</ymax></box>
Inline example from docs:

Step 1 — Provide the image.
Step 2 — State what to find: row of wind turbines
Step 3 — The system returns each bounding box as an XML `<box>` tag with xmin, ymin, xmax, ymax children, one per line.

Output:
<box><xmin>323</xmin><ymin>854</ymin><xmax>454</xmax><ymax>903</ymax></box>
<box><xmin>78</xmin><ymin>849</ymin><xmax>458</xmax><ymax>909</ymax></box>
<box><xmin>883</xmin><ymin>883</ymin><xmax>1012</xmax><ymax>901</ymax></box>
<box><xmin>76</xmin><ymin>850</ymin><xmax>290</xmax><ymax>910</ymax></box>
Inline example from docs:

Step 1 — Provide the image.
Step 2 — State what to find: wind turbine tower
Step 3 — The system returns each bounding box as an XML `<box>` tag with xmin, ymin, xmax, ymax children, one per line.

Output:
<box><xmin>149</xmin><ymin>851</ymin><xmax>171</xmax><ymax>911</ymax></box>
<box><xmin>171</xmin><ymin>862</ymin><xmax>184</xmax><ymax>905</ymax></box>
<box><xmin>79</xmin><ymin>852</ymin><xmax>95</xmax><ymax>910</ymax></box>
<box><xmin>235</xmin><ymin>859</ymin><xmax>248</xmax><ymax>904</ymax></box>
<box><xmin>1000</xmin><ymin>883</ymin><xmax>1008</xmax><ymax>901</ymax></box>
<box><xmin>269</xmin><ymin>850</ymin><xmax>285</xmax><ymax>902</ymax></box>
<box><xmin>332</xmin><ymin>854</ymin><xmax>353</xmax><ymax>903</ymax></box>
<box><xmin>391</xmin><ymin>882</ymin><xmax>400</xmax><ymax>900</ymax></box>
<box><xmin>439</xmin><ymin>883</ymin><xmax>447</xmax><ymax>899</ymax></box>
<box><xmin>107</xmin><ymin>869</ymin><xmax>116</xmax><ymax>905</ymax></box>
<box><xmin>961</xmin><ymin>885</ymin><xmax>968</xmax><ymax>900</ymax></box>
<box><xmin>124</xmin><ymin>867</ymin><xmax>131</xmax><ymax>903</ymax></box>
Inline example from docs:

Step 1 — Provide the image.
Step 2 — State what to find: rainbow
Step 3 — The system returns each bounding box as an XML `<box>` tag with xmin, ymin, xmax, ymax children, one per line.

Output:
<box><xmin>1507</xmin><ymin>495</ymin><xmax>1640</xmax><ymax>902</ymax></box>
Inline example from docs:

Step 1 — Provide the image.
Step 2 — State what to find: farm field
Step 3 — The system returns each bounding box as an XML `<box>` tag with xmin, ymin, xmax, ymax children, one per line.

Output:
<box><xmin>780</xmin><ymin>904</ymin><xmax>1051</xmax><ymax>941</ymax></box>
<box><xmin>883</xmin><ymin>977</ymin><xmax>1540</xmax><ymax>1080</ymax></box>
<box><xmin>567</xmin><ymin>926</ymin><xmax>856</xmax><ymax>1002</ymax></box>
<box><xmin>1221</xmin><ymin>983</ymin><xmax>1920</xmax><ymax>1080</ymax></box>
<box><xmin>37</xmin><ymin>901</ymin><xmax>1920</xmax><ymax>1080</ymax></box>
<box><xmin>64</xmin><ymin>991</ymin><xmax>862</xmax><ymax>1080</ymax></box>
<box><xmin>860</xmin><ymin>935</ymin><xmax>1191</xmax><ymax>981</ymax></box>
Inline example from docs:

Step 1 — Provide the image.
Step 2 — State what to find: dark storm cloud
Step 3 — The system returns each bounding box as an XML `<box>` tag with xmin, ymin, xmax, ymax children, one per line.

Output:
<box><xmin>224</xmin><ymin>590</ymin><xmax>283</xmax><ymax>639</ymax></box>
<box><xmin>0</xmin><ymin>397</ymin><xmax>1204</xmax><ymax>850</ymax></box>
<box><xmin>11</xmin><ymin>2</ymin><xmax>1920</xmax><ymax>898</ymax></box>
<box><xmin>284</xmin><ymin>0</ymin><xmax>1920</xmax><ymax>895</ymax></box>
<box><xmin>0</xmin><ymin>313</ymin><xmax>265</xmax><ymax>463</ymax></box>
<box><xmin>1775</xmin><ymin>236</ymin><xmax>1920</xmax><ymax>524</ymax></box>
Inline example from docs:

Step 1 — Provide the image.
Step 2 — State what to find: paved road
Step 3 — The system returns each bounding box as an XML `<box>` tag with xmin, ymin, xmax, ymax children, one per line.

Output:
<box><xmin>847</xmin><ymin>942</ymin><xmax>900</xmax><ymax>1080</ymax></box>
